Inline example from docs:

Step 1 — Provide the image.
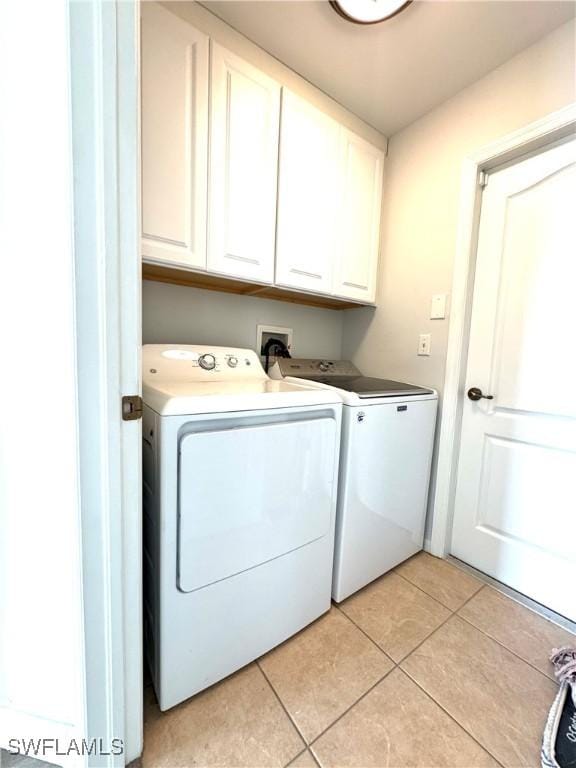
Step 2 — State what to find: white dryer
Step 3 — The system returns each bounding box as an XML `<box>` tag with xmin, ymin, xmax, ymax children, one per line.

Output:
<box><xmin>142</xmin><ymin>345</ymin><xmax>342</xmax><ymax>710</ymax></box>
<box><xmin>270</xmin><ymin>359</ymin><xmax>437</xmax><ymax>602</ymax></box>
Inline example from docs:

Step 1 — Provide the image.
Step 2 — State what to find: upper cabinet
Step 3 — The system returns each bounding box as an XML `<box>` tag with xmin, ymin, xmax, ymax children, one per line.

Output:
<box><xmin>140</xmin><ymin>5</ymin><xmax>385</xmax><ymax>306</ymax></box>
<box><xmin>333</xmin><ymin>131</ymin><xmax>384</xmax><ymax>303</ymax></box>
<box><xmin>141</xmin><ymin>3</ymin><xmax>208</xmax><ymax>269</ymax></box>
<box><xmin>276</xmin><ymin>91</ymin><xmax>384</xmax><ymax>303</ymax></box>
<box><xmin>208</xmin><ymin>44</ymin><xmax>280</xmax><ymax>283</ymax></box>
<box><xmin>275</xmin><ymin>90</ymin><xmax>341</xmax><ymax>295</ymax></box>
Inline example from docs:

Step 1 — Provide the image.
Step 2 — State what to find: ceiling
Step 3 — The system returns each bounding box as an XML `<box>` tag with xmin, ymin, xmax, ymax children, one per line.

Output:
<box><xmin>200</xmin><ymin>0</ymin><xmax>575</xmax><ymax>135</ymax></box>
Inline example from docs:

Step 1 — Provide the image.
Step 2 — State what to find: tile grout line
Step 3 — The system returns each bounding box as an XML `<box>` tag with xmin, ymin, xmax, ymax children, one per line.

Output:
<box><xmin>448</xmin><ymin>555</ymin><xmax>576</xmax><ymax>634</ymax></box>
<box><xmin>265</xmin><ymin>564</ymin><xmax>548</xmax><ymax>766</ymax></box>
<box><xmin>305</xmin><ymin>598</ymin><xmax>462</xmax><ymax>751</ymax></box>
<box><xmin>307</xmin><ymin>665</ymin><xmax>397</xmax><ymax>753</ymax></box>
<box><xmin>417</xmin><ymin>556</ymin><xmax>570</xmax><ymax>681</ymax></box>
<box><xmin>399</xmin><ymin>667</ymin><xmax>506</xmax><ymax>768</ymax></box>
<box><xmin>282</xmin><ymin>578</ymin><xmax>550</xmax><ymax>768</ymax></box>
<box><xmin>330</xmin><ymin>560</ymin><xmax>479</xmax><ymax>664</ymax></box>
<box><xmin>393</xmin><ymin>609</ymin><xmax>457</xmax><ymax>666</ymax></box>
<box><xmin>259</xmin><ymin>606</ymin><xmax>398</xmax><ymax>758</ymax></box>
<box><xmin>331</xmin><ymin>602</ymin><xmax>396</xmax><ymax>664</ymax></box>
<box><xmin>455</xmin><ymin>610</ymin><xmax>560</xmax><ymax>686</ymax></box>
<box><xmin>284</xmin><ymin>746</ymin><xmax>310</xmax><ymax>768</ymax></box>
<box><xmin>394</xmin><ymin>565</ymin><xmax>484</xmax><ymax>612</ymax></box>
<box><xmin>307</xmin><ymin>748</ymin><xmax>321</xmax><ymax>768</ymax></box>
<box><xmin>256</xmin><ymin>660</ymin><xmax>308</xmax><ymax>758</ymax></box>
<box><xmin>396</xmin><ymin>582</ymin><xmax>552</xmax><ymax>768</ymax></box>
<box><xmin>286</xmin><ymin>747</ymin><xmax>321</xmax><ymax>768</ymax></box>
<box><xmin>258</xmin><ymin>605</ymin><xmax>397</xmax><ymax>759</ymax></box>
<box><xmin>393</xmin><ymin>586</ymin><xmax>486</xmax><ymax>665</ymax></box>
<box><xmin>395</xmin><ymin>562</ymin><xmax>563</xmax><ymax>683</ymax></box>
<box><xmin>334</xmin><ymin>561</ymin><xmax>475</xmax><ymax>665</ymax></box>
<box><xmin>260</xmin><ymin>634</ymin><xmax>398</xmax><ymax>755</ymax></box>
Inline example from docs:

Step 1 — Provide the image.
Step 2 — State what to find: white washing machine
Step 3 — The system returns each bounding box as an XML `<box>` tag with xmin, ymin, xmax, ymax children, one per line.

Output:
<box><xmin>270</xmin><ymin>358</ymin><xmax>437</xmax><ymax>602</ymax></box>
<box><xmin>142</xmin><ymin>345</ymin><xmax>342</xmax><ymax>710</ymax></box>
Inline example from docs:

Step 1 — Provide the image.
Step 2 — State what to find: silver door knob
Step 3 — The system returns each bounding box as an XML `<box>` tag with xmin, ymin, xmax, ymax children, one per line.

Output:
<box><xmin>198</xmin><ymin>353</ymin><xmax>216</xmax><ymax>371</ymax></box>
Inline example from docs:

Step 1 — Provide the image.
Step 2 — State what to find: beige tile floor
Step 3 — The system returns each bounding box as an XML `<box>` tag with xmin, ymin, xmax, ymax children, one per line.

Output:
<box><xmin>142</xmin><ymin>553</ymin><xmax>575</xmax><ymax>768</ymax></box>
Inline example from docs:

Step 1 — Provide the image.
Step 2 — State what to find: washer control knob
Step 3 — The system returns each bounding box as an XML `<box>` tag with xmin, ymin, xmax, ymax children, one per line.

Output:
<box><xmin>198</xmin><ymin>353</ymin><xmax>216</xmax><ymax>371</ymax></box>
<box><xmin>227</xmin><ymin>356</ymin><xmax>238</xmax><ymax>368</ymax></box>
<box><xmin>319</xmin><ymin>360</ymin><xmax>330</xmax><ymax>372</ymax></box>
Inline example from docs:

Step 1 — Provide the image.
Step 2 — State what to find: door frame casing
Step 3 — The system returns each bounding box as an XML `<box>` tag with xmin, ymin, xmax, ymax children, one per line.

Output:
<box><xmin>70</xmin><ymin>0</ymin><xmax>142</xmax><ymax>764</ymax></box>
<box><xmin>429</xmin><ymin>102</ymin><xmax>576</xmax><ymax>558</ymax></box>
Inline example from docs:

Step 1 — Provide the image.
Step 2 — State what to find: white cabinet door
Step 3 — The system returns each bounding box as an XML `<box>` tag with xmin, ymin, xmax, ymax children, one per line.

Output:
<box><xmin>333</xmin><ymin>130</ymin><xmax>384</xmax><ymax>303</ymax></box>
<box><xmin>141</xmin><ymin>3</ymin><xmax>208</xmax><ymax>268</ymax></box>
<box><xmin>275</xmin><ymin>90</ymin><xmax>341</xmax><ymax>294</ymax></box>
<box><xmin>208</xmin><ymin>44</ymin><xmax>280</xmax><ymax>283</ymax></box>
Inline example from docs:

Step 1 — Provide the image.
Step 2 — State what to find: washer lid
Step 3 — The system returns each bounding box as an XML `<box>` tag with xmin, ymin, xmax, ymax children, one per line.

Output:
<box><xmin>273</xmin><ymin>359</ymin><xmax>432</xmax><ymax>396</ymax></box>
<box><xmin>314</xmin><ymin>376</ymin><xmax>434</xmax><ymax>398</ymax></box>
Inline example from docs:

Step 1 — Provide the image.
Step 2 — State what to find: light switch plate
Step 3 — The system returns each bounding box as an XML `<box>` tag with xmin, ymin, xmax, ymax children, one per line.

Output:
<box><xmin>430</xmin><ymin>294</ymin><xmax>447</xmax><ymax>319</ymax></box>
<box><xmin>418</xmin><ymin>333</ymin><xmax>431</xmax><ymax>356</ymax></box>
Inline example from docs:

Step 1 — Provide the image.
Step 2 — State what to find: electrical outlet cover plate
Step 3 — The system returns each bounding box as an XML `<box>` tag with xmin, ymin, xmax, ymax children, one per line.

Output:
<box><xmin>430</xmin><ymin>294</ymin><xmax>447</xmax><ymax>319</ymax></box>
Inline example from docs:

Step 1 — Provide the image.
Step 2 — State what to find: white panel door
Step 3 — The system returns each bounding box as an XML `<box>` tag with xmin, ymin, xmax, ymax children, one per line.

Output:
<box><xmin>451</xmin><ymin>138</ymin><xmax>576</xmax><ymax>620</ymax></box>
<box><xmin>141</xmin><ymin>3</ymin><xmax>208</xmax><ymax>268</ymax></box>
<box><xmin>208</xmin><ymin>43</ymin><xmax>280</xmax><ymax>283</ymax></box>
<box><xmin>333</xmin><ymin>130</ymin><xmax>384</xmax><ymax>303</ymax></box>
<box><xmin>275</xmin><ymin>90</ymin><xmax>340</xmax><ymax>294</ymax></box>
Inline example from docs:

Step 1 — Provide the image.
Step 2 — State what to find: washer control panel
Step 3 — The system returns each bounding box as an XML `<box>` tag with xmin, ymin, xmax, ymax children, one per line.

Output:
<box><xmin>274</xmin><ymin>358</ymin><xmax>361</xmax><ymax>379</ymax></box>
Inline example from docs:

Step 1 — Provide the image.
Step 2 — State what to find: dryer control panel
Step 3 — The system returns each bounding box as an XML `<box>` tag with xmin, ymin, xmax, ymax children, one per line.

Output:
<box><xmin>143</xmin><ymin>345</ymin><xmax>265</xmax><ymax>384</ymax></box>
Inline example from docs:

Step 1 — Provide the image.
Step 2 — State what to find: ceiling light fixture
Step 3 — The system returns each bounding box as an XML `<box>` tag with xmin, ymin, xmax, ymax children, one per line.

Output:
<box><xmin>330</xmin><ymin>0</ymin><xmax>412</xmax><ymax>25</ymax></box>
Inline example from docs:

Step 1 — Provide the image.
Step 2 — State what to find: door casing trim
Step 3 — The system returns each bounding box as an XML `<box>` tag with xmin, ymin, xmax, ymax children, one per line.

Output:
<box><xmin>429</xmin><ymin>102</ymin><xmax>576</xmax><ymax>558</ymax></box>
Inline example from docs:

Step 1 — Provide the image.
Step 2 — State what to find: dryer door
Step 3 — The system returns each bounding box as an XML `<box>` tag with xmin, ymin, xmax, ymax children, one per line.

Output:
<box><xmin>177</xmin><ymin>414</ymin><xmax>337</xmax><ymax>592</ymax></box>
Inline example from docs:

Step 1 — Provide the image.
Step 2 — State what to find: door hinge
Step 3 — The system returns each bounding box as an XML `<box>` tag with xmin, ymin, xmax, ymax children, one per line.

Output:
<box><xmin>122</xmin><ymin>395</ymin><xmax>143</xmax><ymax>421</ymax></box>
<box><xmin>479</xmin><ymin>171</ymin><xmax>489</xmax><ymax>188</ymax></box>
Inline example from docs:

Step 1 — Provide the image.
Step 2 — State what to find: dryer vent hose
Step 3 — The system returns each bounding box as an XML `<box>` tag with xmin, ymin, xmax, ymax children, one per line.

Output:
<box><xmin>262</xmin><ymin>338</ymin><xmax>291</xmax><ymax>373</ymax></box>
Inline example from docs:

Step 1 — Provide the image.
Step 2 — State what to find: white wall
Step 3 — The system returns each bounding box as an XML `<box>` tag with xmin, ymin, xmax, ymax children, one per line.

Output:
<box><xmin>343</xmin><ymin>19</ymin><xmax>575</xmax><ymax>390</ymax></box>
<box><xmin>143</xmin><ymin>280</ymin><xmax>344</xmax><ymax>358</ymax></box>
<box><xmin>342</xmin><ymin>19</ymin><xmax>576</xmax><ymax>539</ymax></box>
